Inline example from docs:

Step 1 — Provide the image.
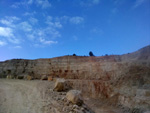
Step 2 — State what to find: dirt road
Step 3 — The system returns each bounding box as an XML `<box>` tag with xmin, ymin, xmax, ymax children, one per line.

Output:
<box><xmin>0</xmin><ymin>79</ymin><xmax>124</xmax><ymax>113</ymax></box>
<box><xmin>0</xmin><ymin>79</ymin><xmax>59</xmax><ymax>113</ymax></box>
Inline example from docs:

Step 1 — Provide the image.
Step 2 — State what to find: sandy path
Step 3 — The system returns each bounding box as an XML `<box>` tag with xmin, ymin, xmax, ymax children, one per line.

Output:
<box><xmin>0</xmin><ymin>79</ymin><xmax>125</xmax><ymax>113</ymax></box>
<box><xmin>0</xmin><ymin>79</ymin><xmax>56</xmax><ymax>113</ymax></box>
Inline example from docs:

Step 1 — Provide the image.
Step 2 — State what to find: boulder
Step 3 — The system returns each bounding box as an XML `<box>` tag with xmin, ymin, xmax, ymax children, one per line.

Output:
<box><xmin>66</xmin><ymin>90</ymin><xmax>83</xmax><ymax>106</ymax></box>
<box><xmin>53</xmin><ymin>78</ymin><xmax>72</xmax><ymax>92</ymax></box>
<box><xmin>41</xmin><ymin>75</ymin><xmax>48</xmax><ymax>80</ymax></box>
<box><xmin>53</xmin><ymin>78</ymin><xmax>65</xmax><ymax>92</ymax></box>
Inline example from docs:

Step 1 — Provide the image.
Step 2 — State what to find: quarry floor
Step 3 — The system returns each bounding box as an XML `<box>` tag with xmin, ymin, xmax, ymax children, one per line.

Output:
<box><xmin>0</xmin><ymin>79</ymin><xmax>124</xmax><ymax>113</ymax></box>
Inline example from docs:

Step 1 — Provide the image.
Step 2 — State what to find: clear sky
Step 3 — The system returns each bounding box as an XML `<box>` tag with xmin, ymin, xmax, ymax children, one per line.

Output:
<box><xmin>0</xmin><ymin>0</ymin><xmax>150</xmax><ymax>61</ymax></box>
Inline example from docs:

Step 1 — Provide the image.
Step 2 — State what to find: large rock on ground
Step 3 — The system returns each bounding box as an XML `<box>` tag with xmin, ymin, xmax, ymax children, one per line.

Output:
<box><xmin>66</xmin><ymin>90</ymin><xmax>83</xmax><ymax>106</ymax></box>
<box><xmin>41</xmin><ymin>75</ymin><xmax>48</xmax><ymax>80</ymax></box>
<box><xmin>53</xmin><ymin>78</ymin><xmax>65</xmax><ymax>92</ymax></box>
<box><xmin>6</xmin><ymin>75</ymin><xmax>14</xmax><ymax>79</ymax></box>
<box><xmin>53</xmin><ymin>78</ymin><xmax>72</xmax><ymax>92</ymax></box>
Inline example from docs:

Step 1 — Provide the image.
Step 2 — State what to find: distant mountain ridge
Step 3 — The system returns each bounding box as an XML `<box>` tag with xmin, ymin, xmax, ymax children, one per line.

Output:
<box><xmin>121</xmin><ymin>45</ymin><xmax>150</xmax><ymax>61</ymax></box>
<box><xmin>1</xmin><ymin>45</ymin><xmax>150</xmax><ymax>63</ymax></box>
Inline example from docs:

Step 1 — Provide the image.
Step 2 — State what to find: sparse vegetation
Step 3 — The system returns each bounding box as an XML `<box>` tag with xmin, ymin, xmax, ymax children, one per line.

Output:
<box><xmin>89</xmin><ymin>51</ymin><xmax>94</xmax><ymax>56</ymax></box>
<box><xmin>73</xmin><ymin>54</ymin><xmax>76</xmax><ymax>56</ymax></box>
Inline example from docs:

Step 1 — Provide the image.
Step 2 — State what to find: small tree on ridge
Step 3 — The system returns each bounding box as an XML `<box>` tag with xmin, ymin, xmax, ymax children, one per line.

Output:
<box><xmin>89</xmin><ymin>51</ymin><xmax>94</xmax><ymax>56</ymax></box>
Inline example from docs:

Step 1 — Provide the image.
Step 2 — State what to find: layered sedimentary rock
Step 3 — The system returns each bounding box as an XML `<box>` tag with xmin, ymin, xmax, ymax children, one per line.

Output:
<box><xmin>0</xmin><ymin>45</ymin><xmax>150</xmax><ymax>111</ymax></box>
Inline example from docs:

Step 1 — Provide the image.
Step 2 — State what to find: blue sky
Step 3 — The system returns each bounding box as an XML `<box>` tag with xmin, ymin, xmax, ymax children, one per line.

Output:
<box><xmin>0</xmin><ymin>0</ymin><xmax>150</xmax><ymax>61</ymax></box>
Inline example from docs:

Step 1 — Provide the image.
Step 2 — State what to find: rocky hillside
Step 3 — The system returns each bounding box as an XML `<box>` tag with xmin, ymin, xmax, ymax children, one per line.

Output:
<box><xmin>0</xmin><ymin>45</ymin><xmax>150</xmax><ymax>112</ymax></box>
<box><xmin>0</xmin><ymin>45</ymin><xmax>149</xmax><ymax>80</ymax></box>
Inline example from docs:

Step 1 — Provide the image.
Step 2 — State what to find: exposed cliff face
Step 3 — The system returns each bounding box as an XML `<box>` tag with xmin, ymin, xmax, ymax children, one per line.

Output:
<box><xmin>0</xmin><ymin>45</ymin><xmax>150</xmax><ymax>111</ymax></box>
<box><xmin>1</xmin><ymin>55</ymin><xmax>146</xmax><ymax>80</ymax></box>
<box><xmin>0</xmin><ymin>56</ymin><xmax>120</xmax><ymax>79</ymax></box>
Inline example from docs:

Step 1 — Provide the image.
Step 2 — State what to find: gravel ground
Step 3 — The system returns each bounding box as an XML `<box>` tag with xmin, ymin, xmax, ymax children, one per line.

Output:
<box><xmin>0</xmin><ymin>79</ymin><xmax>125</xmax><ymax>113</ymax></box>
<box><xmin>0</xmin><ymin>79</ymin><xmax>94</xmax><ymax>113</ymax></box>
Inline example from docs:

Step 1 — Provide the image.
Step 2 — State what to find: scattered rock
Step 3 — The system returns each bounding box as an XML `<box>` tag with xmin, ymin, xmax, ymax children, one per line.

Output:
<box><xmin>59</xmin><ymin>92</ymin><xmax>62</xmax><ymax>95</ymax></box>
<box><xmin>130</xmin><ymin>108</ymin><xmax>143</xmax><ymax>113</ymax></box>
<box><xmin>41</xmin><ymin>75</ymin><xmax>48</xmax><ymax>80</ymax></box>
<box><xmin>48</xmin><ymin>76</ymin><xmax>53</xmax><ymax>81</ymax></box>
<box><xmin>73</xmin><ymin>104</ymin><xmax>79</xmax><ymax>109</ymax></box>
<box><xmin>61</xmin><ymin>97</ymin><xmax>65</xmax><ymax>100</ymax></box>
<box><xmin>65</xmin><ymin>100</ymin><xmax>70</xmax><ymax>106</ymax></box>
<box><xmin>81</xmin><ymin>107</ymin><xmax>84</xmax><ymax>111</ymax></box>
<box><xmin>55</xmin><ymin>97</ymin><xmax>59</xmax><ymax>101</ymax></box>
<box><xmin>66</xmin><ymin>90</ymin><xmax>83</xmax><ymax>106</ymax></box>
<box><xmin>26</xmin><ymin>75</ymin><xmax>34</xmax><ymax>80</ymax></box>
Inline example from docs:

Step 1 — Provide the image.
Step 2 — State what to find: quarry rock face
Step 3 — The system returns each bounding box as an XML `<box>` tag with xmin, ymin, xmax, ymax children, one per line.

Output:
<box><xmin>0</xmin><ymin>45</ymin><xmax>150</xmax><ymax>111</ymax></box>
